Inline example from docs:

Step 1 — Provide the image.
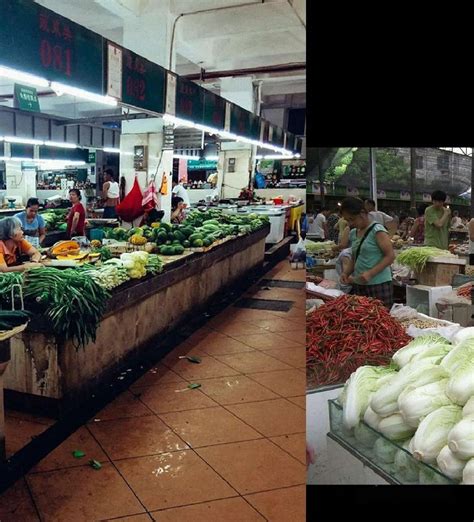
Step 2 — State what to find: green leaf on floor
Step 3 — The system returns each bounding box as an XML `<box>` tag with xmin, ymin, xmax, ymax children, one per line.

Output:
<box><xmin>179</xmin><ymin>355</ymin><xmax>202</xmax><ymax>364</ymax></box>
<box><xmin>72</xmin><ymin>450</ymin><xmax>85</xmax><ymax>459</ymax></box>
<box><xmin>89</xmin><ymin>459</ymin><xmax>102</xmax><ymax>470</ymax></box>
<box><xmin>188</xmin><ymin>383</ymin><xmax>201</xmax><ymax>389</ymax></box>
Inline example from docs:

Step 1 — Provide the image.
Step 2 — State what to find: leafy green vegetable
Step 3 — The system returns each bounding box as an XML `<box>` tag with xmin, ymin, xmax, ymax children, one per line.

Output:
<box><xmin>396</xmin><ymin>247</ymin><xmax>455</xmax><ymax>273</ymax></box>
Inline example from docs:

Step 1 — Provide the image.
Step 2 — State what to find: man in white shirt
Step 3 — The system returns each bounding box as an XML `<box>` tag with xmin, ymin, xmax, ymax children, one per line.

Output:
<box><xmin>172</xmin><ymin>180</ymin><xmax>190</xmax><ymax>207</ymax></box>
<box><xmin>308</xmin><ymin>208</ymin><xmax>330</xmax><ymax>240</ymax></box>
<box><xmin>364</xmin><ymin>199</ymin><xmax>396</xmax><ymax>234</ymax></box>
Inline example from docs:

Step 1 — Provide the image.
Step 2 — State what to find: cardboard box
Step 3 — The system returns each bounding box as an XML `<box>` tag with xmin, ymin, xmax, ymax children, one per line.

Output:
<box><xmin>417</xmin><ymin>259</ymin><xmax>465</xmax><ymax>287</ymax></box>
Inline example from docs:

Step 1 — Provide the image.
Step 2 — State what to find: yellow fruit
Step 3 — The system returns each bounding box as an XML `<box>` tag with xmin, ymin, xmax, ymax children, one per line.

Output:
<box><xmin>90</xmin><ymin>240</ymin><xmax>102</xmax><ymax>248</ymax></box>
<box><xmin>150</xmin><ymin>222</ymin><xmax>161</xmax><ymax>228</ymax></box>
<box><xmin>130</xmin><ymin>234</ymin><xmax>147</xmax><ymax>246</ymax></box>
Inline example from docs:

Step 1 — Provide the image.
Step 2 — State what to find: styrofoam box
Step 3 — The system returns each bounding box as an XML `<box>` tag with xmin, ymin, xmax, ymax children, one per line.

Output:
<box><xmin>406</xmin><ymin>285</ymin><xmax>452</xmax><ymax>318</ymax></box>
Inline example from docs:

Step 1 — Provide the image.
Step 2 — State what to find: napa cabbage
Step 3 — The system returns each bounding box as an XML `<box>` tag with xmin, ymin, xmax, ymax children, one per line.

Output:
<box><xmin>447</xmin><ymin>414</ymin><xmax>474</xmax><ymax>460</ymax></box>
<box><xmin>392</xmin><ymin>334</ymin><xmax>450</xmax><ymax>368</ymax></box>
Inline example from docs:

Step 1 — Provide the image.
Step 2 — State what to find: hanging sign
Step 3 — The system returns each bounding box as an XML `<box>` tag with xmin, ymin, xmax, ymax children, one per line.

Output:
<box><xmin>423</xmin><ymin>193</ymin><xmax>432</xmax><ymax>202</ymax></box>
<box><xmin>14</xmin><ymin>83</ymin><xmax>40</xmax><ymax>112</ymax></box>
<box><xmin>0</xmin><ymin>0</ymin><xmax>104</xmax><ymax>94</ymax></box>
<box><xmin>175</xmin><ymin>76</ymin><xmax>204</xmax><ymax>124</ymax></box>
<box><xmin>39</xmin><ymin>146</ymin><xmax>88</xmax><ymax>162</ymax></box>
<box><xmin>121</xmin><ymin>48</ymin><xmax>166</xmax><ymax>114</ymax></box>
<box><xmin>400</xmin><ymin>190</ymin><xmax>411</xmax><ymax>201</ymax></box>
<box><xmin>107</xmin><ymin>42</ymin><xmax>122</xmax><ymax>100</ymax></box>
<box><xmin>203</xmin><ymin>90</ymin><xmax>226</xmax><ymax>130</ymax></box>
<box><xmin>230</xmin><ymin>104</ymin><xmax>257</xmax><ymax>139</ymax></box>
<box><xmin>377</xmin><ymin>189</ymin><xmax>387</xmax><ymax>199</ymax></box>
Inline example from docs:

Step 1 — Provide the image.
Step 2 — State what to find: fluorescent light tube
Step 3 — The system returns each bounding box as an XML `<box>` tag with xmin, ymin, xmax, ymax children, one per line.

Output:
<box><xmin>51</xmin><ymin>82</ymin><xmax>117</xmax><ymax>106</ymax></box>
<box><xmin>0</xmin><ymin>66</ymin><xmax>49</xmax><ymax>88</ymax></box>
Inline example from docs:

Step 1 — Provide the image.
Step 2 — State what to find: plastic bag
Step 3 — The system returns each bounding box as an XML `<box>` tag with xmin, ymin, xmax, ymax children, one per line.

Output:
<box><xmin>116</xmin><ymin>177</ymin><xmax>144</xmax><ymax>223</ymax></box>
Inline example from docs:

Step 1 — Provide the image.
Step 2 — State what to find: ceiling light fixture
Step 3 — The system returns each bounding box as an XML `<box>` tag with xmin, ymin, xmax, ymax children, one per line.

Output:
<box><xmin>3</xmin><ymin>136</ymin><xmax>43</xmax><ymax>145</ymax></box>
<box><xmin>50</xmin><ymin>82</ymin><xmax>118</xmax><ymax>106</ymax></box>
<box><xmin>0</xmin><ymin>65</ymin><xmax>49</xmax><ymax>88</ymax></box>
<box><xmin>43</xmin><ymin>141</ymin><xmax>77</xmax><ymax>149</ymax></box>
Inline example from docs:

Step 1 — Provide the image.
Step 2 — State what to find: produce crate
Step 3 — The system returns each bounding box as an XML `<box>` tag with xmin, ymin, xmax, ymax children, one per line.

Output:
<box><xmin>416</xmin><ymin>257</ymin><xmax>465</xmax><ymax>287</ymax></box>
<box><xmin>327</xmin><ymin>399</ymin><xmax>455</xmax><ymax>485</ymax></box>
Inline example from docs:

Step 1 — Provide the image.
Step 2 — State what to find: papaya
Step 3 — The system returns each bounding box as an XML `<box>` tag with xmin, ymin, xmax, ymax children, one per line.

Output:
<box><xmin>173</xmin><ymin>245</ymin><xmax>185</xmax><ymax>255</ymax></box>
<box><xmin>49</xmin><ymin>240</ymin><xmax>80</xmax><ymax>258</ymax></box>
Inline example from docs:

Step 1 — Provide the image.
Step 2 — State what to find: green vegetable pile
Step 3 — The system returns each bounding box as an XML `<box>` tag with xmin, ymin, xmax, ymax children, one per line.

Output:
<box><xmin>396</xmin><ymin>247</ymin><xmax>455</xmax><ymax>273</ymax></box>
<box><xmin>146</xmin><ymin>254</ymin><xmax>164</xmax><ymax>275</ymax></box>
<box><xmin>22</xmin><ymin>268</ymin><xmax>110</xmax><ymax>349</ymax></box>
<box><xmin>91</xmin><ymin>246</ymin><xmax>113</xmax><ymax>261</ymax></box>
<box><xmin>39</xmin><ymin>209</ymin><xmax>68</xmax><ymax>231</ymax></box>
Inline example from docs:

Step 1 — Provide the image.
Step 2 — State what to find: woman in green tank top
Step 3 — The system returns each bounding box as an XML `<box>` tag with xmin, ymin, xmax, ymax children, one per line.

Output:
<box><xmin>339</xmin><ymin>197</ymin><xmax>395</xmax><ymax>308</ymax></box>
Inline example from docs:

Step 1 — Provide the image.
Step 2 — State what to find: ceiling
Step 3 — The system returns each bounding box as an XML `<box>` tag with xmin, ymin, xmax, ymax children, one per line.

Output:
<box><xmin>34</xmin><ymin>0</ymin><xmax>306</xmax><ymax>103</ymax></box>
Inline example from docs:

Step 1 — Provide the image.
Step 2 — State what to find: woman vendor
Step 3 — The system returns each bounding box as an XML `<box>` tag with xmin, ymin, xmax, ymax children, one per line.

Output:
<box><xmin>14</xmin><ymin>198</ymin><xmax>46</xmax><ymax>247</ymax></box>
<box><xmin>171</xmin><ymin>196</ymin><xmax>186</xmax><ymax>224</ymax></box>
<box><xmin>0</xmin><ymin>217</ymin><xmax>42</xmax><ymax>272</ymax></box>
<box><xmin>66</xmin><ymin>189</ymin><xmax>86</xmax><ymax>238</ymax></box>
<box><xmin>339</xmin><ymin>197</ymin><xmax>395</xmax><ymax>308</ymax></box>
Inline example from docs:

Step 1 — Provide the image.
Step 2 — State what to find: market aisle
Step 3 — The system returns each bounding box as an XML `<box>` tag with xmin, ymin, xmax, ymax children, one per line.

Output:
<box><xmin>0</xmin><ymin>261</ymin><xmax>306</xmax><ymax>522</ymax></box>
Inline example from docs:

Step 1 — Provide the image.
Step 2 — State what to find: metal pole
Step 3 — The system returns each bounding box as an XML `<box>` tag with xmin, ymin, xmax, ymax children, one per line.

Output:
<box><xmin>410</xmin><ymin>148</ymin><xmax>417</xmax><ymax>215</ymax></box>
<box><xmin>369</xmin><ymin>148</ymin><xmax>377</xmax><ymax>208</ymax></box>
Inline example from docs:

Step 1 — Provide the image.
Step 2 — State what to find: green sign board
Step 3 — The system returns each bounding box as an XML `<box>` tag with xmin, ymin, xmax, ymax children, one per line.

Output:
<box><xmin>121</xmin><ymin>48</ymin><xmax>166</xmax><ymax>113</ymax></box>
<box><xmin>0</xmin><ymin>142</ymin><xmax>4</xmax><ymax>158</ymax></box>
<box><xmin>230</xmin><ymin>104</ymin><xmax>260</xmax><ymax>140</ymax></box>
<box><xmin>14</xmin><ymin>83</ymin><xmax>40</xmax><ymax>112</ymax></box>
<box><xmin>187</xmin><ymin>159</ymin><xmax>218</xmax><ymax>171</ymax></box>
<box><xmin>0</xmin><ymin>0</ymin><xmax>104</xmax><ymax>94</ymax></box>
<box><xmin>176</xmin><ymin>77</ymin><xmax>204</xmax><ymax>124</ymax></box>
<box><xmin>88</xmin><ymin>151</ymin><xmax>96</xmax><ymax>163</ymax></box>
<box><xmin>203</xmin><ymin>90</ymin><xmax>226</xmax><ymax>130</ymax></box>
<box><xmin>39</xmin><ymin>146</ymin><xmax>89</xmax><ymax>162</ymax></box>
<box><xmin>11</xmin><ymin>143</ymin><xmax>34</xmax><ymax>159</ymax></box>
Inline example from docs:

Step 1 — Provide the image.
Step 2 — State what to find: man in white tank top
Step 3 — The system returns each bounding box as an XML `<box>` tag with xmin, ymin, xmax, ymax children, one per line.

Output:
<box><xmin>102</xmin><ymin>169</ymin><xmax>120</xmax><ymax>219</ymax></box>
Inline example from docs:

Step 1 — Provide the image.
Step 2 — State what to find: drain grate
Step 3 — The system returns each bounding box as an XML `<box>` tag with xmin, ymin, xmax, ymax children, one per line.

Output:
<box><xmin>260</xmin><ymin>279</ymin><xmax>304</xmax><ymax>289</ymax></box>
<box><xmin>234</xmin><ymin>297</ymin><xmax>294</xmax><ymax>312</ymax></box>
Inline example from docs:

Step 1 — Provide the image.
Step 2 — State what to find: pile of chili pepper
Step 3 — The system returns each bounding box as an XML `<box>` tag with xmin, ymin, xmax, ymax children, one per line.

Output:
<box><xmin>456</xmin><ymin>284</ymin><xmax>472</xmax><ymax>299</ymax></box>
<box><xmin>306</xmin><ymin>295</ymin><xmax>411</xmax><ymax>387</ymax></box>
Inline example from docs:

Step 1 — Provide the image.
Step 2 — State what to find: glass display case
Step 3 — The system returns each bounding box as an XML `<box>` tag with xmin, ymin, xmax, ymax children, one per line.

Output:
<box><xmin>328</xmin><ymin>399</ymin><xmax>457</xmax><ymax>485</ymax></box>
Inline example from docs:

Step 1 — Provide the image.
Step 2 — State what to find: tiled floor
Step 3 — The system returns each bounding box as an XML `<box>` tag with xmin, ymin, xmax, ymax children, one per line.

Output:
<box><xmin>0</xmin><ymin>260</ymin><xmax>306</xmax><ymax>522</ymax></box>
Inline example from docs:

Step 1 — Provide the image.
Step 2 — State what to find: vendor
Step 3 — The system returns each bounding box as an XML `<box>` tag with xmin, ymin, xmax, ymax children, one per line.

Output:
<box><xmin>171</xmin><ymin>196</ymin><xmax>186</xmax><ymax>224</ymax></box>
<box><xmin>424</xmin><ymin>190</ymin><xmax>451</xmax><ymax>250</ymax></box>
<box><xmin>0</xmin><ymin>217</ymin><xmax>42</xmax><ymax>272</ymax></box>
<box><xmin>469</xmin><ymin>217</ymin><xmax>474</xmax><ymax>266</ymax></box>
<box><xmin>172</xmin><ymin>179</ymin><xmax>190</xmax><ymax>207</ymax></box>
<box><xmin>409</xmin><ymin>205</ymin><xmax>426</xmax><ymax>244</ymax></box>
<box><xmin>14</xmin><ymin>197</ymin><xmax>46</xmax><ymax>247</ymax></box>
<box><xmin>451</xmin><ymin>210</ymin><xmax>463</xmax><ymax>229</ymax></box>
<box><xmin>102</xmin><ymin>169</ymin><xmax>120</xmax><ymax>219</ymax></box>
<box><xmin>66</xmin><ymin>189</ymin><xmax>86</xmax><ymax>238</ymax></box>
<box><xmin>340</xmin><ymin>197</ymin><xmax>395</xmax><ymax>308</ymax></box>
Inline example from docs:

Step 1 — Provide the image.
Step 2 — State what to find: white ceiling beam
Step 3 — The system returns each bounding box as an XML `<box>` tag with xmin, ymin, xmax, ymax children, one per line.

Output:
<box><xmin>94</xmin><ymin>0</ymin><xmax>141</xmax><ymax>18</ymax></box>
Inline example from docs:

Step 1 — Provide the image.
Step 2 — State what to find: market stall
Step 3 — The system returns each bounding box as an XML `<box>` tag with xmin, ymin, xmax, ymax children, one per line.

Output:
<box><xmin>306</xmin><ymin>292</ymin><xmax>474</xmax><ymax>485</ymax></box>
<box><xmin>1</xmin><ymin>210</ymin><xmax>270</xmax><ymax>417</ymax></box>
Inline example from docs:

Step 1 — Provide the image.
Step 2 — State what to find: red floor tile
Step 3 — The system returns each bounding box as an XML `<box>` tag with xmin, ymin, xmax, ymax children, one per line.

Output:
<box><xmin>30</xmin><ymin>426</ymin><xmax>109</xmax><ymax>473</ymax></box>
<box><xmin>90</xmin><ymin>390</ymin><xmax>153</xmax><ymax>422</ymax></box>
<box><xmin>196</xmin><ymin>439</ymin><xmax>305</xmax><ymax>495</ymax></box>
<box><xmin>159</xmin><ymin>406</ymin><xmax>262</xmax><ymax>448</ymax></box>
<box><xmin>270</xmin><ymin>433</ymin><xmax>306</xmax><ymax>464</ymax></box>
<box><xmin>164</xmin><ymin>356</ymin><xmax>240</xmax><ymax>380</ymax></box>
<box><xmin>27</xmin><ymin>463</ymin><xmax>145</xmax><ymax>521</ymax></box>
<box><xmin>213</xmin><ymin>352</ymin><xmax>293</xmax><ymax>374</ymax></box>
<box><xmin>261</xmin><ymin>346</ymin><xmax>306</xmax><ymax>369</ymax></box>
<box><xmin>226</xmin><ymin>398</ymin><xmax>305</xmax><ymax>437</ymax></box>
<box><xmin>0</xmin><ymin>478</ymin><xmax>40</xmax><ymax>522</ymax></box>
<box><xmin>130</xmin><ymin>364</ymin><xmax>185</xmax><ymax>389</ymax></box>
<box><xmin>150</xmin><ymin>497</ymin><xmax>265</xmax><ymax>521</ymax></box>
<box><xmin>88</xmin><ymin>415</ymin><xmax>188</xmax><ymax>460</ymax></box>
<box><xmin>244</xmin><ymin>485</ymin><xmax>306</xmax><ymax>522</ymax></box>
<box><xmin>198</xmin><ymin>375</ymin><xmax>279</xmax><ymax>405</ymax></box>
<box><xmin>248</xmin><ymin>369</ymin><xmax>306</xmax><ymax>397</ymax></box>
<box><xmin>115</xmin><ymin>451</ymin><xmax>237</xmax><ymax>511</ymax></box>
<box><xmin>135</xmin><ymin>382</ymin><xmax>218</xmax><ymax>414</ymax></box>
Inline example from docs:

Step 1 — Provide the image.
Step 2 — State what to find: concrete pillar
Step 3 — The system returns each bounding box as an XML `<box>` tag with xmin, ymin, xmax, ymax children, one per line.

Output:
<box><xmin>4</xmin><ymin>161</ymin><xmax>36</xmax><ymax>206</ymax></box>
<box><xmin>118</xmin><ymin>2</ymin><xmax>175</xmax><ymax>223</ymax></box>
<box><xmin>220</xmin><ymin>77</ymin><xmax>257</xmax><ymax>199</ymax></box>
<box><xmin>121</xmin><ymin>119</ymin><xmax>173</xmax><ymax>223</ymax></box>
